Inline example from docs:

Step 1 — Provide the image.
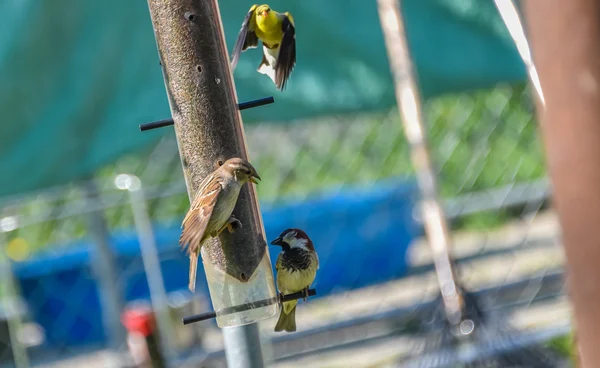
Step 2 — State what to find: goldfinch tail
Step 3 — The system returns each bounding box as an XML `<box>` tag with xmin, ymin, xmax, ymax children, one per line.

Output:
<box><xmin>189</xmin><ymin>252</ymin><xmax>198</xmax><ymax>293</ymax></box>
<box><xmin>274</xmin><ymin>304</ymin><xmax>296</xmax><ymax>332</ymax></box>
<box><xmin>257</xmin><ymin>45</ymin><xmax>279</xmax><ymax>84</ymax></box>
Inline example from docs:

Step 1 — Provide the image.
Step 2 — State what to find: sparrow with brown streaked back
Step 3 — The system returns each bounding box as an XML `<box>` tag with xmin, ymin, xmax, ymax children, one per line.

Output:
<box><xmin>271</xmin><ymin>228</ymin><xmax>319</xmax><ymax>332</ymax></box>
<box><xmin>179</xmin><ymin>157</ymin><xmax>261</xmax><ymax>293</ymax></box>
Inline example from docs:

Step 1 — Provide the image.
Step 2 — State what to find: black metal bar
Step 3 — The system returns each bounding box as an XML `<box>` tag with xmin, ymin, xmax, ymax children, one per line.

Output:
<box><xmin>139</xmin><ymin>119</ymin><xmax>174</xmax><ymax>132</ymax></box>
<box><xmin>237</xmin><ymin>96</ymin><xmax>274</xmax><ymax>111</ymax></box>
<box><xmin>139</xmin><ymin>97</ymin><xmax>275</xmax><ymax>132</ymax></box>
<box><xmin>182</xmin><ymin>289</ymin><xmax>317</xmax><ymax>325</ymax></box>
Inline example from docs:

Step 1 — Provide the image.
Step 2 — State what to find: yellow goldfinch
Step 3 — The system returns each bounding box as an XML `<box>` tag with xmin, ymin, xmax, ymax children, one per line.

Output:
<box><xmin>271</xmin><ymin>229</ymin><xmax>319</xmax><ymax>332</ymax></box>
<box><xmin>231</xmin><ymin>4</ymin><xmax>296</xmax><ymax>91</ymax></box>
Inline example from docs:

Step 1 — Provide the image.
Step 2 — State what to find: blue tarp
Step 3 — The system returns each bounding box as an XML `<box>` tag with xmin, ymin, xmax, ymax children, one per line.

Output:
<box><xmin>12</xmin><ymin>180</ymin><xmax>419</xmax><ymax>347</ymax></box>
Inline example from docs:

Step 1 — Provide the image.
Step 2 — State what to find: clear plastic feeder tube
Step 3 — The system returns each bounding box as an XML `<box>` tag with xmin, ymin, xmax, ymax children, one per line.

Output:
<box><xmin>201</xmin><ymin>247</ymin><xmax>277</xmax><ymax>327</ymax></box>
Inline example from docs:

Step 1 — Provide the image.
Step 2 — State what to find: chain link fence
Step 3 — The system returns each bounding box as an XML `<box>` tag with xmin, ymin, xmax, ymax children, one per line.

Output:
<box><xmin>0</xmin><ymin>82</ymin><xmax>573</xmax><ymax>367</ymax></box>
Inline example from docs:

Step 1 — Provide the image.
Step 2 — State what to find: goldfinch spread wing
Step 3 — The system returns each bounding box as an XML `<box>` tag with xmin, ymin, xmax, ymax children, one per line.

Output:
<box><xmin>231</xmin><ymin>4</ymin><xmax>259</xmax><ymax>71</ymax></box>
<box><xmin>179</xmin><ymin>175</ymin><xmax>222</xmax><ymax>255</ymax></box>
<box><xmin>275</xmin><ymin>12</ymin><xmax>296</xmax><ymax>90</ymax></box>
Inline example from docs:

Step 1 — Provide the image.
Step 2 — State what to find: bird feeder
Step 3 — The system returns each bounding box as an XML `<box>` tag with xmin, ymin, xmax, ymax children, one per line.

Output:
<box><xmin>145</xmin><ymin>0</ymin><xmax>279</xmax><ymax>328</ymax></box>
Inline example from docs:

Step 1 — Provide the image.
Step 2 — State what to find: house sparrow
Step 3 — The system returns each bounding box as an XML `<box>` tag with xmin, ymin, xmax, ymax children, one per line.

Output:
<box><xmin>271</xmin><ymin>228</ymin><xmax>319</xmax><ymax>332</ymax></box>
<box><xmin>179</xmin><ymin>157</ymin><xmax>261</xmax><ymax>293</ymax></box>
<box><xmin>231</xmin><ymin>4</ymin><xmax>296</xmax><ymax>91</ymax></box>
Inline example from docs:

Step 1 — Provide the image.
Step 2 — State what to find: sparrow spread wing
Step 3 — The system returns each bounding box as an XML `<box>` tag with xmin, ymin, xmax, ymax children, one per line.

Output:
<box><xmin>274</xmin><ymin>12</ymin><xmax>296</xmax><ymax>90</ymax></box>
<box><xmin>275</xmin><ymin>253</ymin><xmax>288</xmax><ymax>293</ymax></box>
<box><xmin>231</xmin><ymin>4</ymin><xmax>259</xmax><ymax>71</ymax></box>
<box><xmin>179</xmin><ymin>175</ymin><xmax>222</xmax><ymax>255</ymax></box>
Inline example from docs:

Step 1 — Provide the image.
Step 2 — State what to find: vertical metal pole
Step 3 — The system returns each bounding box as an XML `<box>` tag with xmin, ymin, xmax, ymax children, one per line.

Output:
<box><xmin>523</xmin><ymin>0</ymin><xmax>600</xmax><ymax>365</ymax></box>
<box><xmin>117</xmin><ymin>175</ymin><xmax>177</xmax><ymax>363</ymax></box>
<box><xmin>376</xmin><ymin>0</ymin><xmax>463</xmax><ymax>326</ymax></box>
<box><xmin>493</xmin><ymin>0</ymin><xmax>546</xmax><ymax>107</ymax></box>
<box><xmin>0</xmin><ymin>231</ymin><xmax>30</xmax><ymax>368</ymax></box>
<box><xmin>223</xmin><ymin>324</ymin><xmax>265</xmax><ymax>368</ymax></box>
<box><xmin>82</xmin><ymin>181</ymin><xmax>127</xmax><ymax>353</ymax></box>
<box><xmin>144</xmin><ymin>0</ymin><xmax>272</xmax><ymax>367</ymax></box>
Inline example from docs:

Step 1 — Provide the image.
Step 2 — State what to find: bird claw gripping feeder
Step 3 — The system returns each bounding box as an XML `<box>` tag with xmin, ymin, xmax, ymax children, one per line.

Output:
<box><xmin>144</xmin><ymin>0</ymin><xmax>279</xmax><ymax>328</ymax></box>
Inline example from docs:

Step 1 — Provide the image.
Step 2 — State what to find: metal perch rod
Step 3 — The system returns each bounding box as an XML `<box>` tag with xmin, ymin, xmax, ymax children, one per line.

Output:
<box><xmin>139</xmin><ymin>96</ymin><xmax>275</xmax><ymax>131</ymax></box>
<box><xmin>183</xmin><ymin>289</ymin><xmax>317</xmax><ymax>325</ymax></box>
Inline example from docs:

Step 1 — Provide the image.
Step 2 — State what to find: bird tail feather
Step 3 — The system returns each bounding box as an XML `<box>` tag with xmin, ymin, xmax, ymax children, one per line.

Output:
<box><xmin>258</xmin><ymin>46</ymin><xmax>279</xmax><ymax>83</ymax></box>
<box><xmin>274</xmin><ymin>304</ymin><xmax>296</xmax><ymax>332</ymax></box>
<box><xmin>189</xmin><ymin>252</ymin><xmax>198</xmax><ymax>293</ymax></box>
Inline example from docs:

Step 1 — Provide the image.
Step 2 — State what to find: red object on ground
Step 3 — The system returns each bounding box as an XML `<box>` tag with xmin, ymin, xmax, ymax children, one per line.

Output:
<box><xmin>121</xmin><ymin>308</ymin><xmax>156</xmax><ymax>337</ymax></box>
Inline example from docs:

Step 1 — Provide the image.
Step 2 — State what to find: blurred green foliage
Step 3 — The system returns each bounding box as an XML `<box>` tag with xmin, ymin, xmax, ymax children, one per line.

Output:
<box><xmin>2</xmin><ymin>83</ymin><xmax>545</xmax><ymax>253</ymax></box>
<box><xmin>547</xmin><ymin>332</ymin><xmax>577</xmax><ymax>365</ymax></box>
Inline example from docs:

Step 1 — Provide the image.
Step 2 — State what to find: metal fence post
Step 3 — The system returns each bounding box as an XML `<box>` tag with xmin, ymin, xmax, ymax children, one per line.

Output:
<box><xmin>144</xmin><ymin>0</ymin><xmax>275</xmax><ymax>366</ymax></box>
<box><xmin>493</xmin><ymin>0</ymin><xmax>546</xmax><ymax>107</ymax></box>
<box><xmin>116</xmin><ymin>174</ymin><xmax>176</xmax><ymax>363</ymax></box>
<box><xmin>377</xmin><ymin>0</ymin><xmax>464</xmax><ymax>327</ymax></box>
<box><xmin>82</xmin><ymin>181</ymin><xmax>127</xmax><ymax>354</ymax></box>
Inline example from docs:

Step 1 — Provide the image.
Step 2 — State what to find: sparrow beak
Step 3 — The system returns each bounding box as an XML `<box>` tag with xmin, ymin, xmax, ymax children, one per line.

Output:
<box><xmin>270</xmin><ymin>237</ymin><xmax>284</xmax><ymax>246</ymax></box>
<box><xmin>249</xmin><ymin>174</ymin><xmax>261</xmax><ymax>185</ymax></box>
<box><xmin>262</xmin><ymin>10</ymin><xmax>269</xmax><ymax>17</ymax></box>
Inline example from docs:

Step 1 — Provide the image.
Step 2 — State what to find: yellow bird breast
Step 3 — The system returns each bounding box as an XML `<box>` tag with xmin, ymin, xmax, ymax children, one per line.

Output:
<box><xmin>254</xmin><ymin>13</ymin><xmax>283</xmax><ymax>46</ymax></box>
<box><xmin>276</xmin><ymin>263</ymin><xmax>317</xmax><ymax>294</ymax></box>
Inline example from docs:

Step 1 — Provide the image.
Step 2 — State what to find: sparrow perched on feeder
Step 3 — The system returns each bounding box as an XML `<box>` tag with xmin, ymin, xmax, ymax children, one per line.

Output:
<box><xmin>271</xmin><ymin>229</ymin><xmax>319</xmax><ymax>332</ymax></box>
<box><xmin>230</xmin><ymin>4</ymin><xmax>296</xmax><ymax>91</ymax></box>
<box><xmin>179</xmin><ymin>157</ymin><xmax>261</xmax><ymax>293</ymax></box>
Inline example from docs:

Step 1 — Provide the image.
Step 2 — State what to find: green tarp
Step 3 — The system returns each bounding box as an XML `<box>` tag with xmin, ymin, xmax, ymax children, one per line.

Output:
<box><xmin>0</xmin><ymin>0</ymin><xmax>525</xmax><ymax>198</ymax></box>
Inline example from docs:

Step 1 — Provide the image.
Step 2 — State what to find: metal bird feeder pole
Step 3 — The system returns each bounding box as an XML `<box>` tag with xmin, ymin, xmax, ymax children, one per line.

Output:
<box><xmin>524</xmin><ymin>0</ymin><xmax>600</xmax><ymax>364</ymax></box>
<box><xmin>145</xmin><ymin>0</ymin><xmax>277</xmax><ymax>367</ymax></box>
<box><xmin>377</xmin><ymin>0</ymin><xmax>464</xmax><ymax>327</ymax></box>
